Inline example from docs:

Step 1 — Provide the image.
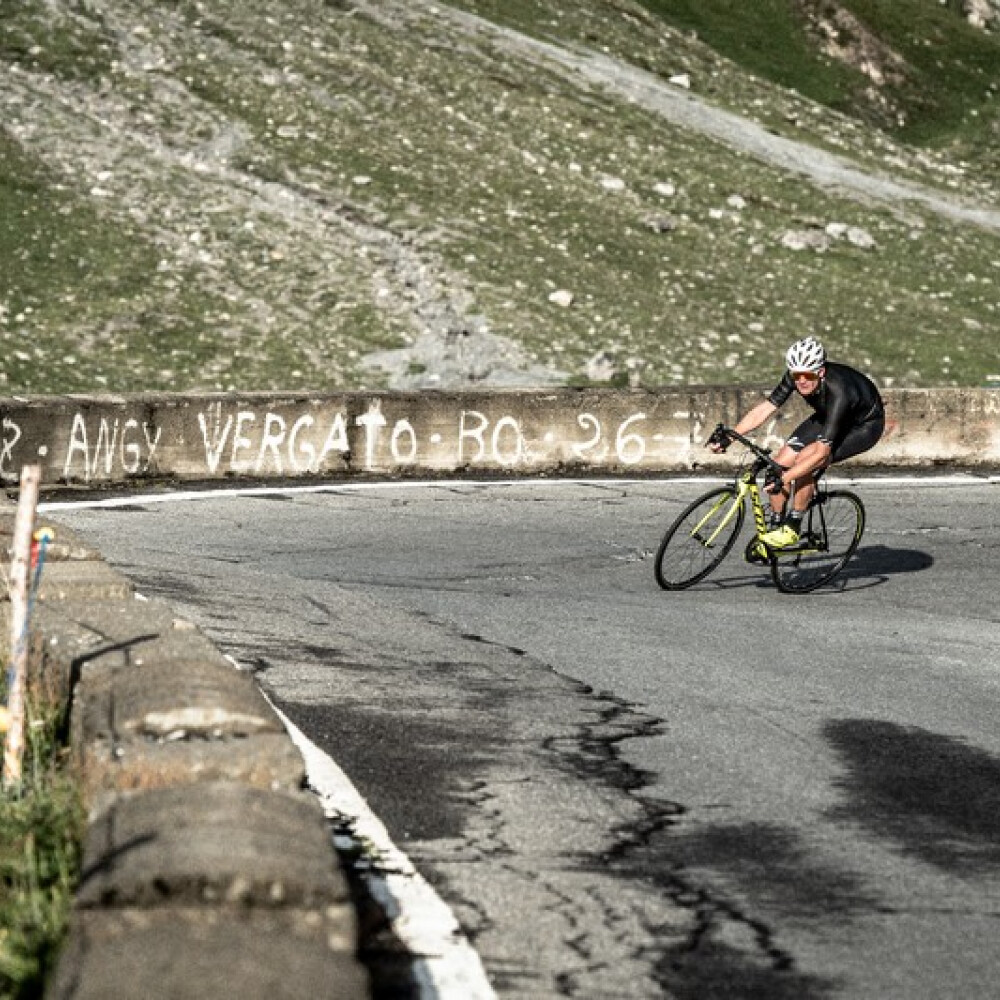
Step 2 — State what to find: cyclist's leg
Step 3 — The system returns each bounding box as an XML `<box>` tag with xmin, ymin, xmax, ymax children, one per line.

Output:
<box><xmin>769</xmin><ymin>417</ymin><xmax>825</xmax><ymax>520</ymax></box>
<box><xmin>785</xmin><ymin>414</ymin><xmax>882</xmax><ymax>519</ymax></box>
<box><xmin>829</xmin><ymin>414</ymin><xmax>885</xmax><ymax>465</ymax></box>
<box><xmin>792</xmin><ymin>415</ymin><xmax>882</xmax><ymax>520</ymax></box>
<box><xmin>787</xmin><ymin>441</ymin><xmax>830</xmax><ymax>511</ymax></box>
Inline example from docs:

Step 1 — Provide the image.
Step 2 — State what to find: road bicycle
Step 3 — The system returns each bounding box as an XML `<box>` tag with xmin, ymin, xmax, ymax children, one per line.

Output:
<box><xmin>653</xmin><ymin>424</ymin><xmax>865</xmax><ymax>594</ymax></box>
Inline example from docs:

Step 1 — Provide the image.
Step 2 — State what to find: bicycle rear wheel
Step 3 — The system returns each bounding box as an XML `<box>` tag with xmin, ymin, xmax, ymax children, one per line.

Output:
<box><xmin>771</xmin><ymin>490</ymin><xmax>865</xmax><ymax>594</ymax></box>
<box><xmin>655</xmin><ymin>487</ymin><xmax>745</xmax><ymax>590</ymax></box>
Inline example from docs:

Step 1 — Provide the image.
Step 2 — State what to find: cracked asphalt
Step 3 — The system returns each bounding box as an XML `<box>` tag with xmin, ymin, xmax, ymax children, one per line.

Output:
<box><xmin>53</xmin><ymin>477</ymin><xmax>1000</xmax><ymax>999</ymax></box>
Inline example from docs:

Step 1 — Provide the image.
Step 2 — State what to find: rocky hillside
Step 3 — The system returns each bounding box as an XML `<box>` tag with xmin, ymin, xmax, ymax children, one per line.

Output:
<box><xmin>2</xmin><ymin>0</ymin><xmax>998</xmax><ymax>394</ymax></box>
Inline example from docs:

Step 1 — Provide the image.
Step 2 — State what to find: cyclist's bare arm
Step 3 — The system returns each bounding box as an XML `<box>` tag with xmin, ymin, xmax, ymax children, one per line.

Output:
<box><xmin>735</xmin><ymin>400</ymin><xmax>778</xmax><ymax>437</ymax></box>
<box><xmin>710</xmin><ymin>400</ymin><xmax>778</xmax><ymax>452</ymax></box>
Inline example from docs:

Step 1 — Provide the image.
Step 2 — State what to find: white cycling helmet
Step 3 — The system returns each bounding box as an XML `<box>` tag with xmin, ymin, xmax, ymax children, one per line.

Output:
<box><xmin>785</xmin><ymin>336</ymin><xmax>826</xmax><ymax>373</ymax></box>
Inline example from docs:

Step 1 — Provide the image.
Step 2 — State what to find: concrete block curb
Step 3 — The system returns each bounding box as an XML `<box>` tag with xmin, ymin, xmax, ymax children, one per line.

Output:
<box><xmin>0</xmin><ymin>507</ymin><xmax>370</xmax><ymax>999</ymax></box>
<box><xmin>49</xmin><ymin>908</ymin><xmax>369</xmax><ymax>1000</ymax></box>
<box><xmin>76</xmin><ymin>781</ymin><xmax>352</xmax><ymax>909</ymax></box>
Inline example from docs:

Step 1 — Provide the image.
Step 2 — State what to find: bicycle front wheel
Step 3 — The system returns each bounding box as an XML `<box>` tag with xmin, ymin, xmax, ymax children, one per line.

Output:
<box><xmin>771</xmin><ymin>490</ymin><xmax>865</xmax><ymax>594</ymax></box>
<box><xmin>655</xmin><ymin>487</ymin><xmax>745</xmax><ymax>590</ymax></box>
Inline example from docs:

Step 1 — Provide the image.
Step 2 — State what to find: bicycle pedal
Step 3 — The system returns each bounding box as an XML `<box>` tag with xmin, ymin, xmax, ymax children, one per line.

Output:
<box><xmin>781</xmin><ymin>536</ymin><xmax>816</xmax><ymax>553</ymax></box>
<box><xmin>770</xmin><ymin>539</ymin><xmax>817</xmax><ymax>557</ymax></box>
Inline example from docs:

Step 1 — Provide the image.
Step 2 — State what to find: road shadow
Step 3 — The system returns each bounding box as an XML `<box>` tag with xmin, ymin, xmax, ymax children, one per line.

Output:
<box><xmin>622</xmin><ymin>820</ymin><xmax>850</xmax><ymax>999</ymax></box>
<box><xmin>677</xmin><ymin>542</ymin><xmax>933</xmax><ymax>594</ymax></box>
<box><xmin>836</xmin><ymin>543</ymin><xmax>934</xmax><ymax>586</ymax></box>
<box><xmin>655</xmin><ymin>937</ymin><xmax>838</xmax><ymax>1000</ymax></box>
<box><xmin>824</xmin><ymin>719</ymin><xmax>1000</xmax><ymax>875</ymax></box>
<box><xmin>650</xmin><ymin>821</ymin><xmax>879</xmax><ymax>921</ymax></box>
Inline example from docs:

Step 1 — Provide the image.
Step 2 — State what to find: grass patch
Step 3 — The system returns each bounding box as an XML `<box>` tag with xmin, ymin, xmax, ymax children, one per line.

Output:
<box><xmin>0</xmin><ymin>682</ymin><xmax>84</xmax><ymax>1000</ymax></box>
<box><xmin>640</xmin><ymin>0</ymin><xmax>866</xmax><ymax>112</ymax></box>
<box><xmin>0</xmin><ymin>129</ymin><xmax>164</xmax><ymax>392</ymax></box>
<box><xmin>638</xmin><ymin>0</ymin><xmax>1000</xmax><ymax>148</ymax></box>
<box><xmin>0</xmin><ymin>0</ymin><xmax>998</xmax><ymax>394</ymax></box>
<box><xmin>0</xmin><ymin>0</ymin><xmax>114</xmax><ymax>83</ymax></box>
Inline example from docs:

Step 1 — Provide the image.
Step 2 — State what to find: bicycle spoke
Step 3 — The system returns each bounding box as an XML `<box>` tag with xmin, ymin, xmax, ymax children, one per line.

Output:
<box><xmin>655</xmin><ymin>488</ymin><xmax>744</xmax><ymax>590</ymax></box>
<box><xmin>772</xmin><ymin>491</ymin><xmax>865</xmax><ymax>593</ymax></box>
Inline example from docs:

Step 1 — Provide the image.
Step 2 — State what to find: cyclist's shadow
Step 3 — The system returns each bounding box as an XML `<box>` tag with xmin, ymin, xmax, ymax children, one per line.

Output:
<box><xmin>835</xmin><ymin>543</ymin><xmax>934</xmax><ymax>590</ymax></box>
<box><xmin>711</xmin><ymin>543</ymin><xmax>933</xmax><ymax>592</ymax></box>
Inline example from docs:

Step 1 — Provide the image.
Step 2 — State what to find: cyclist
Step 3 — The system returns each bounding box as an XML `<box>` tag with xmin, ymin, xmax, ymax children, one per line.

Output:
<box><xmin>710</xmin><ymin>336</ymin><xmax>885</xmax><ymax>549</ymax></box>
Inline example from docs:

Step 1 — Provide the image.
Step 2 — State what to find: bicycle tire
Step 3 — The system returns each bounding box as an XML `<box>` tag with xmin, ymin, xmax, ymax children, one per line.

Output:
<box><xmin>655</xmin><ymin>487</ymin><xmax>745</xmax><ymax>590</ymax></box>
<box><xmin>771</xmin><ymin>490</ymin><xmax>865</xmax><ymax>594</ymax></box>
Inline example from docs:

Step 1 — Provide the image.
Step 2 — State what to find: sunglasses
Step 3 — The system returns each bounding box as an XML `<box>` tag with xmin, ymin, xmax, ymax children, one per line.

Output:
<box><xmin>791</xmin><ymin>370</ymin><xmax>821</xmax><ymax>380</ymax></box>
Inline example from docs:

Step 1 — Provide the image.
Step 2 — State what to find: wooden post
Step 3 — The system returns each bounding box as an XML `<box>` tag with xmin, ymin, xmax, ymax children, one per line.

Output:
<box><xmin>3</xmin><ymin>464</ymin><xmax>41</xmax><ymax>789</ymax></box>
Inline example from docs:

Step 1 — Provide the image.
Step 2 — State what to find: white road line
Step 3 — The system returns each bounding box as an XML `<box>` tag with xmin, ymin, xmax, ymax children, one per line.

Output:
<box><xmin>37</xmin><ymin>472</ymin><xmax>1000</xmax><ymax>511</ymax></box>
<box><xmin>268</xmin><ymin>698</ymin><xmax>497</xmax><ymax>1000</ymax></box>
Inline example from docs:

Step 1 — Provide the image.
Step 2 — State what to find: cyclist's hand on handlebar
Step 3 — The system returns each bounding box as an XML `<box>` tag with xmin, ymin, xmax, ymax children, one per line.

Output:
<box><xmin>707</xmin><ymin>424</ymin><xmax>732</xmax><ymax>453</ymax></box>
<box><xmin>764</xmin><ymin>465</ymin><xmax>787</xmax><ymax>494</ymax></box>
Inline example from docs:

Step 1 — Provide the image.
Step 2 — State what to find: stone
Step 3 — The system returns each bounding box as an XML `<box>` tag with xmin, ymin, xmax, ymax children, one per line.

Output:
<box><xmin>780</xmin><ymin>229</ymin><xmax>831</xmax><ymax>252</ymax></box>
<box><xmin>586</xmin><ymin>351</ymin><xmax>618</xmax><ymax>383</ymax></box>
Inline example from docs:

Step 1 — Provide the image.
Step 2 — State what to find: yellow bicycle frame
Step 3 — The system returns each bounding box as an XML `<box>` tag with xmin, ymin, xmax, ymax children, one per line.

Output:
<box><xmin>692</xmin><ymin>468</ymin><xmax>822</xmax><ymax>557</ymax></box>
<box><xmin>690</xmin><ymin>470</ymin><xmax>759</xmax><ymax>549</ymax></box>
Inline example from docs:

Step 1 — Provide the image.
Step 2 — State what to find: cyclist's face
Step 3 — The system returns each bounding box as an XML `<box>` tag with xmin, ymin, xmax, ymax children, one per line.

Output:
<box><xmin>791</xmin><ymin>369</ymin><xmax>823</xmax><ymax>395</ymax></box>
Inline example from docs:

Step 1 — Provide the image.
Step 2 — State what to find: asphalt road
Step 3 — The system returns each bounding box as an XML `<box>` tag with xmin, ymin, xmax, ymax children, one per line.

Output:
<box><xmin>51</xmin><ymin>476</ymin><xmax>1000</xmax><ymax>999</ymax></box>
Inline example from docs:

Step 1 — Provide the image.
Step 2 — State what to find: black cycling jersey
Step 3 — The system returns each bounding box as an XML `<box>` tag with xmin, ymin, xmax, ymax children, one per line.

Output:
<box><xmin>767</xmin><ymin>361</ymin><xmax>884</xmax><ymax>447</ymax></box>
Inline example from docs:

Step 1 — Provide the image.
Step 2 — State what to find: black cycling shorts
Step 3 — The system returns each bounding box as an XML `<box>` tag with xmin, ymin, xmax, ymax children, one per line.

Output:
<box><xmin>786</xmin><ymin>413</ymin><xmax>885</xmax><ymax>465</ymax></box>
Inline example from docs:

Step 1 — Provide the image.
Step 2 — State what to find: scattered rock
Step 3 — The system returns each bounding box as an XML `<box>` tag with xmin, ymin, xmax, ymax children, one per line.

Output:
<box><xmin>586</xmin><ymin>350</ymin><xmax>618</xmax><ymax>383</ymax></box>
<box><xmin>668</xmin><ymin>73</ymin><xmax>691</xmax><ymax>89</ymax></box>
<box><xmin>780</xmin><ymin>229</ymin><xmax>831</xmax><ymax>252</ymax></box>
<box><xmin>548</xmin><ymin>289</ymin><xmax>575</xmax><ymax>308</ymax></box>
<box><xmin>625</xmin><ymin>358</ymin><xmax>646</xmax><ymax>387</ymax></box>
<box><xmin>846</xmin><ymin>226</ymin><xmax>876</xmax><ymax>249</ymax></box>
<box><xmin>782</xmin><ymin>222</ymin><xmax>876</xmax><ymax>252</ymax></box>
<box><xmin>964</xmin><ymin>0</ymin><xmax>1000</xmax><ymax>30</ymax></box>
<box><xmin>653</xmin><ymin>181</ymin><xmax>676</xmax><ymax>197</ymax></box>
<box><xmin>645</xmin><ymin>215</ymin><xmax>676</xmax><ymax>234</ymax></box>
<box><xmin>361</xmin><ymin>324</ymin><xmax>568</xmax><ymax>390</ymax></box>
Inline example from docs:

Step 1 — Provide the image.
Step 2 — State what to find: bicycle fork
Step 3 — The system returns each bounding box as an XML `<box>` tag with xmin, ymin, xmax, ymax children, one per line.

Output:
<box><xmin>691</xmin><ymin>484</ymin><xmax>747</xmax><ymax>548</ymax></box>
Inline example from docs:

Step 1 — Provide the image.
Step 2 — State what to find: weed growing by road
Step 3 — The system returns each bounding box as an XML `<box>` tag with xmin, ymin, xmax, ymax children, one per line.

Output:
<box><xmin>0</xmin><ymin>689</ymin><xmax>84</xmax><ymax>1000</ymax></box>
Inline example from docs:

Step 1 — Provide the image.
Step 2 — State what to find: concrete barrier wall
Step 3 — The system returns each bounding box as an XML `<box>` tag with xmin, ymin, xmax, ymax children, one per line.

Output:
<box><xmin>2</xmin><ymin>387</ymin><xmax>999</xmax><ymax>487</ymax></box>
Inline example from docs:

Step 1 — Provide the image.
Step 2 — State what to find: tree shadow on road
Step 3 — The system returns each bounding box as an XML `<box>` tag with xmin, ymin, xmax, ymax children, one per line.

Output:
<box><xmin>824</xmin><ymin>719</ymin><xmax>1000</xmax><ymax>875</ymax></box>
<box><xmin>625</xmin><ymin>820</ymin><xmax>851</xmax><ymax>999</ymax></box>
